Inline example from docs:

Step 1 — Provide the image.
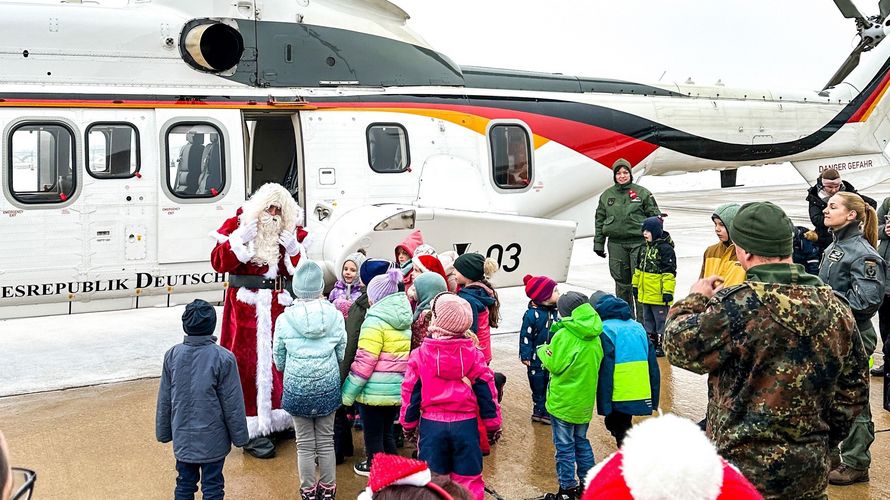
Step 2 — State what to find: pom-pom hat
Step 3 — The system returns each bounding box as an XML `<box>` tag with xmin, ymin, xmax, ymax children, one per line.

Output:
<box><xmin>368</xmin><ymin>268</ymin><xmax>402</xmax><ymax>304</ymax></box>
<box><xmin>524</xmin><ymin>274</ymin><xmax>557</xmax><ymax>304</ymax></box>
<box><xmin>357</xmin><ymin>453</ymin><xmax>454</xmax><ymax>500</ymax></box>
<box><xmin>430</xmin><ymin>292</ymin><xmax>474</xmax><ymax>336</ymax></box>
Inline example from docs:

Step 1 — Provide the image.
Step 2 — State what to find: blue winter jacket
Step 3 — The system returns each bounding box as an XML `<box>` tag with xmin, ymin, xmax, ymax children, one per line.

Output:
<box><xmin>593</xmin><ymin>295</ymin><xmax>661</xmax><ymax>416</ymax></box>
<box><xmin>156</xmin><ymin>335</ymin><xmax>249</xmax><ymax>463</ymax></box>
<box><xmin>273</xmin><ymin>298</ymin><xmax>347</xmax><ymax>418</ymax></box>
<box><xmin>519</xmin><ymin>301</ymin><xmax>559</xmax><ymax>368</ymax></box>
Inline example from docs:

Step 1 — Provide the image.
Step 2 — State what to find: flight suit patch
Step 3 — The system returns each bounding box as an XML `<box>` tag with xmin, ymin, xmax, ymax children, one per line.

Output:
<box><xmin>827</xmin><ymin>249</ymin><xmax>844</xmax><ymax>262</ymax></box>
<box><xmin>607</xmin><ymin>198</ymin><xmax>615</xmax><ymax>206</ymax></box>
<box><xmin>865</xmin><ymin>259</ymin><xmax>879</xmax><ymax>279</ymax></box>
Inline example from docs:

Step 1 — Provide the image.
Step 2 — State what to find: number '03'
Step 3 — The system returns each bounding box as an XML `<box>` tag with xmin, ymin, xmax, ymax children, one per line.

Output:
<box><xmin>486</xmin><ymin>243</ymin><xmax>522</xmax><ymax>272</ymax></box>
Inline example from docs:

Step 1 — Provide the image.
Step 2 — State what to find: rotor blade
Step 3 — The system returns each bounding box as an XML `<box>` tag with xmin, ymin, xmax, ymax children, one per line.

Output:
<box><xmin>881</xmin><ymin>0</ymin><xmax>890</xmax><ymax>19</ymax></box>
<box><xmin>834</xmin><ymin>0</ymin><xmax>867</xmax><ymax>19</ymax></box>
<box><xmin>824</xmin><ymin>50</ymin><xmax>863</xmax><ymax>89</ymax></box>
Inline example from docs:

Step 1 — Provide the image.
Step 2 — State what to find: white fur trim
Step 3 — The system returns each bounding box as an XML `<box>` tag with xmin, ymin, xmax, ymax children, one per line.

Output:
<box><xmin>283</xmin><ymin>245</ymin><xmax>304</xmax><ymax>276</ymax></box>
<box><xmin>621</xmin><ymin>414</ymin><xmax>724</xmax><ymax>500</ymax></box>
<box><xmin>263</xmin><ymin>265</ymin><xmax>278</xmax><ymax>280</ymax></box>
<box><xmin>209</xmin><ymin>231</ymin><xmax>229</xmax><ymax>244</ymax></box>
<box><xmin>393</xmin><ymin>469</ymin><xmax>432</xmax><ymax>488</ymax></box>
<box><xmin>246</xmin><ymin>410</ymin><xmax>293</xmax><ymax>438</ymax></box>
<box><xmin>234</xmin><ymin>287</ymin><xmax>280</xmax><ymax>439</ymax></box>
<box><xmin>300</xmin><ymin>232</ymin><xmax>315</xmax><ymax>253</ymax></box>
<box><xmin>228</xmin><ymin>231</ymin><xmax>255</xmax><ymax>264</ymax></box>
<box><xmin>357</xmin><ymin>488</ymin><xmax>373</xmax><ymax>500</ymax></box>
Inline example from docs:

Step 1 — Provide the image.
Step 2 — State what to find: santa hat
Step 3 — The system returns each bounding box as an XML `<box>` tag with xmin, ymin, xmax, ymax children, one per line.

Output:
<box><xmin>414</xmin><ymin>255</ymin><xmax>449</xmax><ymax>283</ymax></box>
<box><xmin>357</xmin><ymin>454</ymin><xmax>454</xmax><ymax>500</ymax></box>
<box><xmin>413</xmin><ymin>244</ymin><xmax>437</xmax><ymax>259</ymax></box>
<box><xmin>582</xmin><ymin>414</ymin><xmax>762</xmax><ymax>500</ymax></box>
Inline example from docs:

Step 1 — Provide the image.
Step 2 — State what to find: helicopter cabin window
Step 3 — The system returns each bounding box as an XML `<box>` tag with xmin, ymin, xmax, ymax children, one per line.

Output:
<box><xmin>165</xmin><ymin>123</ymin><xmax>225</xmax><ymax>198</ymax></box>
<box><xmin>367</xmin><ymin>124</ymin><xmax>409</xmax><ymax>173</ymax></box>
<box><xmin>8</xmin><ymin>123</ymin><xmax>76</xmax><ymax>204</ymax></box>
<box><xmin>86</xmin><ymin>123</ymin><xmax>140</xmax><ymax>179</ymax></box>
<box><xmin>490</xmin><ymin>124</ymin><xmax>532</xmax><ymax>189</ymax></box>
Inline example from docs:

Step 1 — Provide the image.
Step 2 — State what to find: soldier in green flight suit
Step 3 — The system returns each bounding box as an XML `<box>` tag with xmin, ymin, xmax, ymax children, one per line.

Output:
<box><xmin>594</xmin><ymin>161</ymin><xmax>661</xmax><ymax>322</ymax></box>
<box><xmin>663</xmin><ymin>202</ymin><xmax>869</xmax><ymax>500</ymax></box>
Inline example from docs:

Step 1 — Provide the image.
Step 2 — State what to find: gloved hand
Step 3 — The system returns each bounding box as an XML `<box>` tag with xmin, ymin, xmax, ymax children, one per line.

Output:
<box><xmin>594</xmin><ymin>249</ymin><xmax>607</xmax><ymax>259</ymax></box>
<box><xmin>236</xmin><ymin>220</ymin><xmax>258</xmax><ymax>244</ymax></box>
<box><xmin>487</xmin><ymin>428</ymin><xmax>502</xmax><ymax>445</ymax></box>
<box><xmin>663</xmin><ymin>293</ymin><xmax>673</xmax><ymax>303</ymax></box>
<box><xmin>279</xmin><ymin>230</ymin><xmax>300</xmax><ymax>256</ymax></box>
<box><xmin>403</xmin><ymin>427</ymin><xmax>417</xmax><ymax>444</ymax></box>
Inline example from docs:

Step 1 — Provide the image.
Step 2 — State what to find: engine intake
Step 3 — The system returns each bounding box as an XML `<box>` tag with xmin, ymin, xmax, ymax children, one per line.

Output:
<box><xmin>180</xmin><ymin>19</ymin><xmax>244</xmax><ymax>74</ymax></box>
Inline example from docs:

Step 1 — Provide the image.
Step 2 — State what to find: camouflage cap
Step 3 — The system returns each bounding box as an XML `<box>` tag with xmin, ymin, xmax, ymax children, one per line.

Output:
<box><xmin>729</xmin><ymin>201</ymin><xmax>793</xmax><ymax>257</ymax></box>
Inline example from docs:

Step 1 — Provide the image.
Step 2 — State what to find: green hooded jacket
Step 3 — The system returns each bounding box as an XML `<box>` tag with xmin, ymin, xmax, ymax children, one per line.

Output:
<box><xmin>594</xmin><ymin>177</ymin><xmax>660</xmax><ymax>252</ymax></box>
<box><xmin>537</xmin><ymin>303</ymin><xmax>604</xmax><ymax>424</ymax></box>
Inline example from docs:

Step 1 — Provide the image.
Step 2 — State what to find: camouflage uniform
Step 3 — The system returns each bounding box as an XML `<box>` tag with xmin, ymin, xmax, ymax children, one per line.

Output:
<box><xmin>664</xmin><ymin>263</ymin><xmax>868</xmax><ymax>499</ymax></box>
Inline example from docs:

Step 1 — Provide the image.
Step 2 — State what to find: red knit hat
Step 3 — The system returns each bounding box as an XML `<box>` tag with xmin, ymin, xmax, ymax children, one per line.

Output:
<box><xmin>523</xmin><ymin>274</ymin><xmax>557</xmax><ymax>304</ymax></box>
<box><xmin>415</xmin><ymin>254</ymin><xmax>449</xmax><ymax>284</ymax></box>
<box><xmin>357</xmin><ymin>454</ymin><xmax>454</xmax><ymax>500</ymax></box>
<box><xmin>581</xmin><ymin>415</ymin><xmax>763</xmax><ymax>500</ymax></box>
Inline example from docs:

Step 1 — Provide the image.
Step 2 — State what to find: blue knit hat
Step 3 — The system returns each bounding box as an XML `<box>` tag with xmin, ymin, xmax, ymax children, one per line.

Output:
<box><xmin>360</xmin><ymin>259</ymin><xmax>391</xmax><ymax>288</ymax></box>
<box><xmin>292</xmin><ymin>260</ymin><xmax>324</xmax><ymax>300</ymax></box>
<box><xmin>642</xmin><ymin>216</ymin><xmax>664</xmax><ymax>240</ymax></box>
<box><xmin>182</xmin><ymin>299</ymin><xmax>216</xmax><ymax>335</ymax></box>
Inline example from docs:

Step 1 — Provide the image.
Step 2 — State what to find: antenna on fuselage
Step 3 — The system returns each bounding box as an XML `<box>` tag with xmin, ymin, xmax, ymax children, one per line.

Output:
<box><xmin>824</xmin><ymin>0</ymin><xmax>890</xmax><ymax>89</ymax></box>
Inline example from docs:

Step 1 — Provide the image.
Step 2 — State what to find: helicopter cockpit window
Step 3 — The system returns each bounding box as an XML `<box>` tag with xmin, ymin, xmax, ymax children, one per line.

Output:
<box><xmin>367</xmin><ymin>124</ymin><xmax>409</xmax><ymax>173</ymax></box>
<box><xmin>8</xmin><ymin>123</ymin><xmax>76</xmax><ymax>204</ymax></box>
<box><xmin>165</xmin><ymin>123</ymin><xmax>225</xmax><ymax>198</ymax></box>
<box><xmin>86</xmin><ymin>123</ymin><xmax>140</xmax><ymax>179</ymax></box>
<box><xmin>490</xmin><ymin>124</ymin><xmax>532</xmax><ymax>189</ymax></box>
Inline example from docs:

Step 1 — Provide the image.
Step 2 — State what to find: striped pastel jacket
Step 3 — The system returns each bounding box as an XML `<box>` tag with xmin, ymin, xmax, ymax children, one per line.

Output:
<box><xmin>342</xmin><ymin>291</ymin><xmax>412</xmax><ymax>406</ymax></box>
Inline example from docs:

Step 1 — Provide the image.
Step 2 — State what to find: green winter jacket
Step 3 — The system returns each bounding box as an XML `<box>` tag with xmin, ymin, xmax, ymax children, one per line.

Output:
<box><xmin>594</xmin><ymin>181</ymin><xmax>660</xmax><ymax>253</ymax></box>
<box><xmin>537</xmin><ymin>303</ymin><xmax>604</xmax><ymax>424</ymax></box>
<box><xmin>632</xmin><ymin>232</ymin><xmax>677</xmax><ymax>305</ymax></box>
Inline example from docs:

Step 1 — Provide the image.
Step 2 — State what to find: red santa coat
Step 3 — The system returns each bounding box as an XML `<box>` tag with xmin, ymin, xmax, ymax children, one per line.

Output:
<box><xmin>211</xmin><ymin>209</ymin><xmax>308</xmax><ymax>438</ymax></box>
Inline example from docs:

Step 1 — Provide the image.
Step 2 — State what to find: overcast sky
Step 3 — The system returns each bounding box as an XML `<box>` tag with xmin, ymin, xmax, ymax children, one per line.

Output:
<box><xmin>393</xmin><ymin>0</ymin><xmax>877</xmax><ymax>91</ymax></box>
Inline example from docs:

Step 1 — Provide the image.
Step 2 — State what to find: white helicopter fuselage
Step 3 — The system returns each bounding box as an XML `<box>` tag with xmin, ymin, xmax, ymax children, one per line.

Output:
<box><xmin>2</xmin><ymin>0</ymin><xmax>890</xmax><ymax>318</ymax></box>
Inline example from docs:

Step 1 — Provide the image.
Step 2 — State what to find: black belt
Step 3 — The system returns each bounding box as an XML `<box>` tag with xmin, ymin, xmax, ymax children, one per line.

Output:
<box><xmin>229</xmin><ymin>274</ymin><xmax>293</xmax><ymax>294</ymax></box>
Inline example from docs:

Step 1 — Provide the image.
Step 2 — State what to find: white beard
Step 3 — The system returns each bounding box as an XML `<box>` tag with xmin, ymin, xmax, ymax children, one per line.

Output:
<box><xmin>251</xmin><ymin>215</ymin><xmax>283</xmax><ymax>266</ymax></box>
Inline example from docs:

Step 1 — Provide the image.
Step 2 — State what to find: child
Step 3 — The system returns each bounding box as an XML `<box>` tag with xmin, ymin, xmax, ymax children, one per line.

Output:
<box><xmin>793</xmin><ymin>226</ymin><xmax>822</xmax><ymax>275</ymax></box>
<box><xmin>358</xmin><ymin>454</ymin><xmax>473</xmax><ymax>500</ymax></box>
<box><xmin>699</xmin><ymin>203</ymin><xmax>745</xmax><ymax>287</ymax></box>
<box><xmin>407</xmin><ymin>254</ymin><xmax>448</xmax><ymax>304</ymax></box>
<box><xmin>438</xmin><ymin>250</ymin><xmax>460</xmax><ymax>292</ymax></box>
<box><xmin>411</xmin><ymin>272</ymin><xmax>448</xmax><ymax>350</ymax></box>
<box><xmin>335</xmin><ymin>258</ymin><xmax>391</xmax><ymax>462</ymax></box>
<box><xmin>590</xmin><ymin>292</ymin><xmax>660</xmax><ymax>448</ymax></box>
<box><xmin>400</xmin><ymin>293</ymin><xmax>502</xmax><ymax>500</ymax></box>
<box><xmin>537</xmin><ymin>295</ymin><xmax>604</xmax><ymax>500</ymax></box>
<box><xmin>395</xmin><ymin>229</ymin><xmax>425</xmax><ymax>287</ymax></box>
<box><xmin>273</xmin><ymin>260</ymin><xmax>347</xmax><ymax>500</ymax></box>
<box><xmin>342</xmin><ymin>268</ymin><xmax>412</xmax><ymax>476</ymax></box>
<box><xmin>328</xmin><ymin>250</ymin><xmax>367</xmax><ymax>320</ymax></box>
<box><xmin>519</xmin><ymin>274</ymin><xmax>560</xmax><ymax>424</ymax></box>
<box><xmin>631</xmin><ymin>216</ymin><xmax>676</xmax><ymax>357</ymax></box>
<box><xmin>453</xmin><ymin>252</ymin><xmax>500</xmax><ymax>364</ymax></box>
<box><xmin>156</xmin><ymin>299</ymin><xmax>249</xmax><ymax>500</ymax></box>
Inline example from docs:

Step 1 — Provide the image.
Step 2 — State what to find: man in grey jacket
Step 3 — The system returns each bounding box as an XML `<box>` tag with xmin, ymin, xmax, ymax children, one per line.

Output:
<box><xmin>156</xmin><ymin>299</ymin><xmax>249</xmax><ymax>500</ymax></box>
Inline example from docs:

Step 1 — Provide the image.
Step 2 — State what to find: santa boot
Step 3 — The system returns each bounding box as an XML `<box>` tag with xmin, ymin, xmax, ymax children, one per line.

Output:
<box><xmin>300</xmin><ymin>484</ymin><xmax>317</xmax><ymax>500</ymax></box>
<box><xmin>316</xmin><ymin>482</ymin><xmax>336</xmax><ymax>500</ymax></box>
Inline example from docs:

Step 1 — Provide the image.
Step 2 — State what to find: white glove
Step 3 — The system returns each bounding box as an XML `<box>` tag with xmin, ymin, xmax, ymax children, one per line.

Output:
<box><xmin>279</xmin><ymin>230</ymin><xmax>299</xmax><ymax>256</ymax></box>
<box><xmin>235</xmin><ymin>220</ymin><xmax>257</xmax><ymax>245</ymax></box>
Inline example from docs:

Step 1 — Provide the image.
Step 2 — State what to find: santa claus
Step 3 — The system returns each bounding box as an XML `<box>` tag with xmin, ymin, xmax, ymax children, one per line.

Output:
<box><xmin>210</xmin><ymin>183</ymin><xmax>307</xmax><ymax>458</ymax></box>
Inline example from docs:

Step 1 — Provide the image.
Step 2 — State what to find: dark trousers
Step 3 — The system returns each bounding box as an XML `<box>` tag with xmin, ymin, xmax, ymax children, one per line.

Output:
<box><xmin>334</xmin><ymin>405</ymin><xmax>354</xmax><ymax>461</ymax></box>
<box><xmin>175</xmin><ymin>459</ymin><xmax>225</xmax><ymax>500</ymax></box>
<box><xmin>879</xmin><ymin>297</ymin><xmax>890</xmax><ymax>357</ymax></box>
<box><xmin>604</xmin><ymin>412</ymin><xmax>633</xmax><ymax>448</ymax></box>
<box><xmin>357</xmin><ymin>404</ymin><xmax>398</xmax><ymax>463</ymax></box>
<box><xmin>527</xmin><ymin>365</ymin><xmax>549</xmax><ymax>416</ymax></box>
<box><xmin>419</xmin><ymin>417</ymin><xmax>482</xmax><ymax>476</ymax></box>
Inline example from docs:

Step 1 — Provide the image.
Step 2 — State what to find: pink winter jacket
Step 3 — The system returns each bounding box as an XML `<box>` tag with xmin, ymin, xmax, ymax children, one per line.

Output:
<box><xmin>399</xmin><ymin>337</ymin><xmax>501</xmax><ymax>432</ymax></box>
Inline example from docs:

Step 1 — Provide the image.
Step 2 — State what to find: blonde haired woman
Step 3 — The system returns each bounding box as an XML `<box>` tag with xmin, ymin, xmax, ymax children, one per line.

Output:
<box><xmin>819</xmin><ymin>191</ymin><xmax>885</xmax><ymax>486</ymax></box>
